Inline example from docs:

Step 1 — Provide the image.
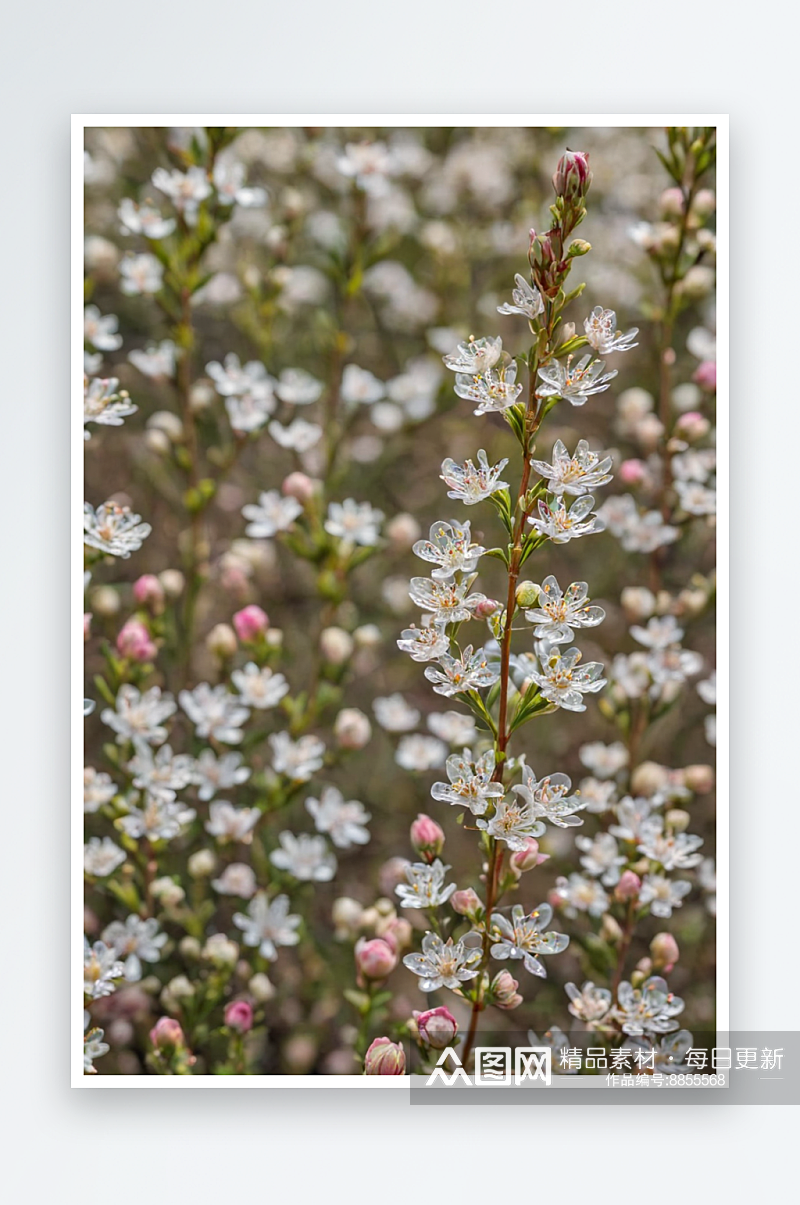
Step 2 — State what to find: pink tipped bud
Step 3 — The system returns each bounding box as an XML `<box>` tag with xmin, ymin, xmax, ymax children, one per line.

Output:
<box><xmin>659</xmin><ymin>187</ymin><xmax>685</xmax><ymax>217</ymax></box>
<box><xmin>334</xmin><ymin>707</ymin><xmax>372</xmax><ymax>750</ymax></box>
<box><xmin>509</xmin><ymin>837</ymin><xmax>549</xmax><ymax>874</ymax></box>
<box><xmin>364</xmin><ymin>1037</ymin><xmax>406</xmax><ymax>1075</ymax></box>
<box><xmin>149</xmin><ymin>1016</ymin><xmax>185</xmax><ymax>1050</ymax></box>
<box><xmin>376</xmin><ymin>915</ymin><xmax>413</xmax><ymax>953</ymax></box>
<box><xmin>615</xmin><ymin>870</ymin><xmax>642</xmax><ymax>902</ymax></box>
<box><xmin>410</xmin><ymin>814</ymin><xmax>445</xmax><ymax>861</ymax></box>
<box><xmin>473</xmin><ymin>598</ymin><xmax>501</xmax><ymax>620</ymax></box>
<box><xmin>674</xmin><ymin>411</ymin><xmax>711</xmax><ymax>442</ymax></box>
<box><xmin>693</xmin><ymin>361</ymin><xmax>717</xmax><ymax>392</ymax></box>
<box><xmin>451</xmin><ymin>888</ymin><xmax>482</xmax><ymax>918</ymax></box>
<box><xmin>552</xmin><ymin>150</ymin><xmax>592</xmax><ymax>201</ymax></box>
<box><xmin>355</xmin><ymin>937</ymin><xmax>397</xmax><ymax>982</ymax></box>
<box><xmin>116</xmin><ymin>619</ymin><xmax>156</xmax><ymax>662</ymax></box>
<box><xmin>282</xmin><ymin>471</ymin><xmax>316</xmax><ymax>503</ymax></box>
<box><xmin>683</xmin><ymin>763</ymin><xmax>715</xmax><ymax>794</ymax></box>
<box><xmin>133</xmin><ymin>574</ymin><xmax>165</xmax><ymax>610</ymax></box>
<box><xmin>224</xmin><ymin>1000</ymin><xmax>254</xmax><ymax>1033</ymax></box>
<box><xmin>650</xmin><ymin>932</ymin><xmax>680</xmax><ymax>973</ymax></box>
<box><xmin>83</xmin><ymin>613</ymin><xmax>92</xmax><ymax>642</ymax></box>
<box><xmin>414</xmin><ymin>1006</ymin><xmax>458</xmax><ymax>1049</ymax></box>
<box><xmin>619</xmin><ymin>458</ymin><xmax>647</xmax><ymax>485</ymax></box>
<box><xmin>491</xmin><ymin>970</ymin><xmax>523</xmax><ymax>1010</ymax></box>
<box><xmin>233</xmin><ymin>604</ymin><xmax>269</xmax><ymax>643</ymax></box>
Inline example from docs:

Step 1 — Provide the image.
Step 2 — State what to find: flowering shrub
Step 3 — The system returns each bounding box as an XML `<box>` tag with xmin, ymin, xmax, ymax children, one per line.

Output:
<box><xmin>83</xmin><ymin>125</ymin><xmax>716</xmax><ymax>1075</ymax></box>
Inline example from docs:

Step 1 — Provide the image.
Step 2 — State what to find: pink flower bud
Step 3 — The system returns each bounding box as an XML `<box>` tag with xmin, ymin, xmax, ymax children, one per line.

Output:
<box><xmin>451</xmin><ymin>888</ymin><xmax>481</xmax><ymax>918</ymax></box>
<box><xmin>693</xmin><ymin>360</ymin><xmax>717</xmax><ymax>392</ymax></box>
<box><xmin>491</xmin><ymin>970</ymin><xmax>523</xmax><ymax>1010</ymax></box>
<box><xmin>615</xmin><ymin>870</ymin><xmax>642</xmax><ymax>902</ymax></box>
<box><xmin>364</xmin><ymin>1037</ymin><xmax>406</xmax><ymax>1075</ymax></box>
<box><xmin>509</xmin><ymin>837</ymin><xmax>549</xmax><ymax>874</ymax></box>
<box><xmin>355</xmin><ymin>937</ymin><xmax>397</xmax><ymax>981</ymax></box>
<box><xmin>233</xmin><ymin>604</ymin><xmax>269</xmax><ymax>643</ymax></box>
<box><xmin>674</xmin><ymin>411</ymin><xmax>711</xmax><ymax>442</ymax></box>
<box><xmin>414</xmin><ymin>1006</ymin><xmax>458</xmax><ymax>1050</ymax></box>
<box><xmin>83</xmin><ymin>613</ymin><xmax>92</xmax><ymax>642</ymax></box>
<box><xmin>619</xmin><ymin>458</ymin><xmax>646</xmax><ymax>485</ymax></box>
<box><xmin>133</xmin><ymin>574</ymin><xmax>165</xmax><ymax>610</ymax></box>
<box><xmin>379</xmin><ymin>857</ymin><xmax>411</xmax><ymax>896</ymax></box>
<box><xmin>224</xmin><ymin>1000</ymin><xmax>254</xmax><ymax>1033</ymax></box>
<box><xmin>282</xmin><ymin>472</ymin><xmax>316</xmax><ymax>503</ymax></box>
<box><xmin>116</xmin><ymin>619</ymin><xmax>156</xmax><ymax>662</ymax></box>
<box><xmin>149</xmin><ymin>1016</ymin><xmax>184</xmax><ymax>1050</ymax></box>
<box><xmin>473</xmin><ymin>598</ymin><xmax>501</xmax><ymax>620</ymax></box>
<box><xmin>376</xmin><ymin>915</ymin><xmax>413</xmax><ymax>953</ymax></box>
<box><xmin>410</xmin><ymin>813</ymin><xmax>445</xmax><ymax>861</ymax></box>
<box><xmin>650</xmin><ymin>932</ymin><xmax>680</xmax><ymax>973</ymax></box>
<box><xmin>659</xmin><ymin>187</ymin><xmax>685</xmax><ymax>217</ymax></box>
<box><xmin>552</xmin><ymin>150</ymin><xmax>592</xmax><ymax>201</ymax></box>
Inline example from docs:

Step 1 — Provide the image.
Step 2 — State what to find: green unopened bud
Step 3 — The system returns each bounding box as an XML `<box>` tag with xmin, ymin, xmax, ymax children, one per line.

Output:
<box><xmin>515</xmin><ymin>581</ymin><xmax>539</xmax><ymax>608</ymax></box>
<box><xmin>567</xmin><ymin>239</ymin><xmax>591</xmax><ymax>257</ymax></box>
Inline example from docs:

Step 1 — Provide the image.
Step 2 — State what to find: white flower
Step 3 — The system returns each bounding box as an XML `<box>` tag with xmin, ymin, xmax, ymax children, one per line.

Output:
<box><xmin>83</xmin><ymin>767</ymin><xmax>117</xmax><ymax>813</ymax></box>
<box><xmin>325</xmin><ymin>499</ymin><xmax>384</xmax><ymax>546</ymax></box>
<box><xmin>233</xmin><ymin>892</ymin><xmax>301</xmax><ymax>960</ymax></box>
<box><xmin>579</xmin><ymin>741</ymin><xmax>629</xmax><ymax>779</ymax></box>
<box><xmin>537</xmin><ymin>355</ymin><xmax>617</xmax><ymax>406</ymax></box>
<box><xmin>584</xmin><ymin>307</ymin><xmax>639</xmax><ymax>354</ymax></box>
<box><xmin>118</xmin><ymin>197</ymin><xmax>176</xmax><ymax>238</ymax></box>
<box><xmin>128</xmin><ymin>341</ymin><xmax>177</xmax><ymax>379</ymax></box>
<box><xmin>443</xmin><ymin>335</ymin><xmax>503</xmax><ymax>374</ymax></box>
<box><xmin>207</xmin><ymin>353</ymin><xmax>274</xmax><ymax>400</ymax></box>
<box><xmin>597</xmin><ymin>495</ymin><xmax>679</xmax><ymax>553</ymax></box>
<box><xmin>274</xmin><ymin>368</ymin><xmax>324</xmax><ymax>405</ymax></box>
<box><xmin>152</xmin><ymin>165</ymin><xmax>212</xmax><ymax>220</ymax></box>
<box><xmin>231</xmin><ymin>662</ymin><xmax>289</xmax><ymax>709</ymax></box>
<box><xmin>566</xmin><ymin>980</ymin><xmax>612</xmax><ymax>1024</ymax></box>
<box><xmin>524</xmin><ymin>575</ymin><xmax>605</xmax><ymax>644</ymax></box>
<box><xmin>489</xmin><ymin>903</ymin><xmax>569</xmax><ymax>977</ymax></box>
<box><xmin>612</xmin><ymin>976</ymin><xmax>684</xmax><ymax>1035</ymax></box>
<box><xmin>102</xmin><ymin>685</ymin><xmax>176</xmax><ymax>745</ymax></box>
<box><xmin>269</xmin><ymin>732</ymin><xmax>325</xmax><ymax>781</ymax></box>
<box><xmin>631</xmin><ymin>615</ymin><xmax>684</xmax><ymax>650</ymax></box>
<box><xmin>531</xmin><ymin>644</ymin><xmax>606</xmax><ymax>712</ymax></box>
<box><xmin>515</xmin><ymin>764</ymin><xmax>585</xmax><ymax>828</ymax></box>
<box><xmin>672</xmin><ymin>449</ymin><xmax>716</xmax><ymax>483</ymax></box>
<box><xmin>373</xmin><ymin>693</ymin><xmax>420</xmax><ymax>732</ymax></box>
<box><xmin>127</xmin><ymin>743</ymin><xmax>194</xmax><ymax>803</ymax></box>
<box><xmin>408</xmin><ymin>577</ymin><xmax>486</xmax><ymax>624</ymax></box>
<box><xmin>396</xmin><ymin>859</ymin><xmax>456</xmax><ymax>909</ymax></box>
<box><xmin>454</xmin><ymin>362</ymin><xmax>523</xmax><ymax>415</ymax></box>
<box><xmin>84</xmin><ymin>501</ymin><xmax>151</xmax><ymax>558</ymax></box>
<box><xmin>192</xmin><ymin>750</ymin><xmax>250</xmax><ymax>801</ymax></box>
<box><xmin>306</xmin><ymin>785</ymin><xmax>371</xmax><ymax>849</ymax></box>
<box><xmin>84</xmin><ymin>837</ymin><xmax>126</xmax><ymax>877</ymax></box>
<box><xmin>424</xmin><ymin>645</ymin><xmax>500</xmax><ymax>697</ymax></box>
<box><xmin>84</xmin><ymin>306</ymin><xmax>122</xmax><ymax>351</ymax></box>
<box><xmin>119</xmin><ymin>797</ymin><xmax>196</xmax><ymax>842</ymax></box>
<box><xmin>403</xmin><ymin>932</ymin><xmax>482</xmax><ymax>991</ymax></box>
<box><xmin>705</xmin><ymin>714</ymin><xmax>716</xmax><ymax>746</ymax></box>
<box><xmin>84</xmin><ymin>938</ymin><xmax>125</xmax><ymax>999</ymax></box>
<box><xmin>553</xmin><ymin>873</ymin><xmax>610</xmax><ymax>918</ymax></box>
<box><xmin>637</xmin><ymin>819</ymin><xmax>704</xmax><ymax>871</ymax></box>
<box><xmin>412</xmin><ymin>520</ymin><xmax>486</xmax><ymax>580</ymax></box>
<box><xmin>528</xmin><ymin>494</ymin><xmax>605</xmax><ymax>543</ymax></box>
<box><xmin>83</xmin><ymin>1018</ymin><xmax>109</xmax><ymax>1074</ymax></box>
<box><xmin>426</xmin><ymin>711</ymin><xmax>478</xmax><ymax>746</ymax></box>
<box><xmin>395</xmin><ymin>734</ymin><xmax>447</xmax><ymax>771</ymax></box>
<box><xmin>336</xmin><ymin>141</ymin><xmax>394</xmax><ymax>194</ymax></box>
<box><xmin>609</xmin><ymin>796</ymin><xmax>660</xmax><ymax>843</ymax></box>
<box><xmin>180</xmin><ymin>683</ymin><xmax>250</xmax><ymax>744</ymax></box>
<box><xmin>243</xmin><ymin>490</ymin><xmax>302</xmax><ymax>538</ymax></box>
<box><xmin>697</xmin><ymin>671</ymin><xmax>716</xmax><ymax>706</ymax></box>
<box><xmin>212</xmin><ymin>863</ymin><xmax>257</xmax><ymax>898</ymax></box>
<box><xmin>676</xmin><ymin>480</ymin><xmax>716</xmax><ymax>515</ymax></box>
<box><xmin>497</xmin><ymin>274</ymin><xmax>544</xmax><ymax>320</ymax></box>
<box><xmin>397</xmin><ymin>624</ymin><xmax>450</xmax><ymax>662</ymax></box>
<box><xmin>101</xmin><ymin>915</ymin><xmax>166</xmax><ymax>981</ymax></box>
<box><xmin>531</xmin><ymin>438</ymin><xmax>613</xmax><ymax>497</ymax></box>
<box><xmin>431</xmin><ymin>748</ymin><xmax>504</xmax><ymax>816</ymax></box>
<box><xmin>205</xmin><ymin>800</ymin><xmax>261</xmax><ymax>843</ymax></box>
<box><xmin>119</xmin><ymin>253</ymin><xmax>163</xmax><ymax>295</ymax></box>
<box><xmin>477</xmin><ymin>794</ymin><xmax>545</xmax><ymax>850</ymax></box>
<box><xmin>639</xmin><ymin>874</ymin><xmax>692</xmax><ymax>918</ymax></box>
<box><xmin>226</xmin><ymin>392</ymin><xmax>275</xmax><ymax>433</ymax></box>
<box><xmin>268</xmin><ymin>418</ymin><xmax>322</xmax><ymax>451</ymax></box>
<box><xmin>212</xmin><ymin>158</ymin><xmax>267</xmax><ymax>207</ymax></box>
<box><xmin>575</xmin><ymin>833</ymin><xmax>626</xmax><ymax>886</ymax></box>
<box><xmin>340</xmin><ymin>363</ymin><xmax>385</xmax><ymax>405</ymax></box>
<box><xmin>270</xmin><ymin>831</ymin><xmax>336</xmax><ymax>881</ymax></box>
<box><xmin>578</xmin><ymin>776</ymin><xmax>618</xmax><ymax>814</ymax></box>
<box><xmin>440</xmin><ymin>449</ymin><xmax>510</xmax><ymax>505</ymax></box>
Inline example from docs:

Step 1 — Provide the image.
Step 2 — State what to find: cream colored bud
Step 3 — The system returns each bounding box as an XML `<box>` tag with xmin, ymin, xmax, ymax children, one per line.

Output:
<box><xmin>159</xmin><ymin>569</ymin><xmax>185</xmax><ymax>598</ymax></box>
<box><xmin>665</xmin><ymin>808</ymin><xmax>691</xmax><ymax>832</ymax></box>
<box><xmin>332</xmin><ymin>896</ymin><xmax>364</xmax><ymax>936</ymax></box>
<box><xmin>189</xmin><ymin>380</ymin><xmax>216</xmax><ymax>412</ymax></box>
<box><xmin>320</xmin><ymin>626</ymin><xmax>354</xmax><ymax>665</ymax></box>
<box><xmin>621</xmin><ymin>586</ymin><xmax>655</xmax><ymax>622</ymax></box>
<box><xmin>334</xmin><ymin>707</ymin><xmax>372</xmax><ymax>750</ymax></box>
<box><xmin>631</xmin><ymin>761</ymin><xmax>669</xmax><ymax>796</ymax></box>
<box><xmin>354</xmin><ymin>624</ymin><xmax>382</xmax><ymax>648</ymax></box>
<box><xmin>147</xmin><ymin>410</ymin><xmax>184</xmax><ymax>442</ymax></box>
<box><xmin>145</xmin><ymin>428</ymin><xmax>171</xmax><ymax>455</ymax></box>
<box><xmin>151</xmin><ymin>877</ymin><xmax>185</xmax><ymax>907</ymax></box>
<box><xmin>683</xmin><ymin>763</ymin><xmax>714</xmax><ymax>794</ymax></box>
<box><xmin>249</xmin><ymin>972</ymin><xmax>276</xmax><ymax>1003</ymax></box>
<box><xmin>206</xmin><ymin>623</ymin><xmax>237</xmax><ymax>659</ymax></box>
<box><xmin>386</xmin><ymin>513</ymin><xmax>422</xmax><ymax>548</ymax></box>
<box><xmin>201</xmin><ymin>933</ymin><xmax>239</xmax><ymax>966</ymax></box>
<box><xmin>187</xmin><ymin>849</ymin><xmax>217</xmax><ymax>878</ymax></box>
<box><xmin>178</xmin><ymin>937</ymin><xmax>201</xmax><ymax>960</ymax></box>
<box><xmin>91</xmin><ymin>586</ymin><xmax>121</xmax><ymax>617</ymax></box>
